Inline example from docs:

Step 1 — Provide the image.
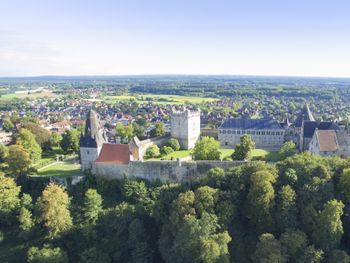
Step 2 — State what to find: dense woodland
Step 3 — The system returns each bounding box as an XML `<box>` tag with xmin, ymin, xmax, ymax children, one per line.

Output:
<box><xmin>2</xmin><ymin>153</ymin><xmax>350</xmax><ymax>262</ymax></box>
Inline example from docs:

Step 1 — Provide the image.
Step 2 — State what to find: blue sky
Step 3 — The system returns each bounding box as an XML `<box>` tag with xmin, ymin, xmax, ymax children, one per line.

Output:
<box><xmin>0</xmin><ymin>0</ymin><xmax>350</xmax><ymax>77</ymax></box>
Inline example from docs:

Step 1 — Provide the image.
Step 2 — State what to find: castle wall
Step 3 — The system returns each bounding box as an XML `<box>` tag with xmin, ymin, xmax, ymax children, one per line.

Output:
<box><xmin>138</xmin><ymin>135</ymin><xmax>170</xmax><ymax>160</ymax></box>
<box><xmin>95</xmin><ymin>160</ymin><xmax>248</xmax><ymax>183</ymax></box>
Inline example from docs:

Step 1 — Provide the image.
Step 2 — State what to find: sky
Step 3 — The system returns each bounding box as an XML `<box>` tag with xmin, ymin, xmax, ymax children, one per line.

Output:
<box><xmin>0</xmin><ymin>0</ymin><xmax>350</xmax><ymax>77</ymax></box>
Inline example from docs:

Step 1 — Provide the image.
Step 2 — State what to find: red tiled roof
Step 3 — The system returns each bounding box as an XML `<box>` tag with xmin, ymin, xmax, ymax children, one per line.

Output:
<box><xmin>96</xmin><ymin>143</ymin><xmax>130</xmax><ymax>164</ymax></box>
<box><xmin>316</xmin><ymin>130</ymin><xmax>338</xmax><ymax>152</ymax></box>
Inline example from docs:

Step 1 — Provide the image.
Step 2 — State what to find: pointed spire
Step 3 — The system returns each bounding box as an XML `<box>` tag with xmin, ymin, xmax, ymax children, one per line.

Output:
<box><xmin>293</xmin><ymin>103</ymin><xmax>315</xmax><ymax>128</ymax></box>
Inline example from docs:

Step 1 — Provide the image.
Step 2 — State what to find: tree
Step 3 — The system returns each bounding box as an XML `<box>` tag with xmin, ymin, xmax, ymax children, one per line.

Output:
<box><xmin>36</xmin><ymin>183</ymin><xmax>72</xmax><ymax>238</ymax></box>
<box><xmin>79</xmin><ymin>247</ymin><xmax>111</xmax><ymax>263</ymax></box>
<box><xmin>50</xmin><ymin>132</ymin><xmax>62</xmax><ymax>147</ymax></box>
<box><xmin>326</xmin><ymin>250</ymin><xmax>350</xmax><ymax>263</ymax></box>
<box><xmin>275</xmin><ymin>185</ymin><xmax>298</xmax><ymax>231</ymax></box>
<box><xmin>18</xmin><ymin>207</ymin><xmax>34</xmax><ymax>232</ymax></box>
<box><xmin>339</xmin><ymin>168</ymin><xmax>350</xmax><ymax>202</ymax></box>
<box><xmin>299</xmin><ymin>245</ymin><xmax>324</xmax><ymax>263</ymax></box>
<box><xmin>116</xmin><ymin>123</ymin><xmax>134</xmax><ymax>142</ymax></box>
<box><xmin>15</xmin><ymin>128</ymin><xmax>42</xmax><ymax>162</ymax></box>
<box><xmin>60</xmin><ymin>129</ymin><xmax>80</xmax><ymax>153</ymax></box>
<box><xmin>150</xmin><ymin>122</ymin><xmax>165</xmax><ymax>137</ymax></box>
<box><xmin>167</xmin><ymin>138</ymin><xmax>180</xmax><ymax>151</ymax></box>
<box><xmin>144</xmin><ymin>145</ymin><xmax>160</xmax><ymax>159</ymax></box>
<box><xmin>21</xmin><ymin>122</ymin><xmax>52</xmax><ymax>149</ymax></box>
<box><xmin>2</xmin><ymin>117</ymin><xmax>14</xmax><ymax>132</ymax></box>
<box><xmin>27</xmin><ymin>245</ymin><xmax>68</xmax><ymax>263</ymax></box>
<box><xmin>192</xmin><ymin>136</ymin><xmax>220</xmax><ymax>160</ymax></box>
<box><xmin>280</xmin><ymin>229</ymin><xmax>308</xmax><ymax>262</ymax></box>
<box><xmin>161</xmin><ymin>146</ymin><xmax>174</xmax><ymax>156</ymax></box>
<box><xmin>279</xmin><ymin>141</ymin><xmax>297</xmax><ymax>160</ymax></box>
<box><xmin>312</xmin><ymin>199</ymin><xmax>344</xmax><ymax>251</ymax></box>
<box><xmin>0</xmin><ymin>144</ymin><xmax>8</xmax><ymax>162</ymax></box>
<box><xmin>244</xmin><ymin>170</ymin><xmax>276</xmax><ymax>233</ymax></box>
<box><xmin>132</xmin><ymin>122</ymin><xmax>146</xmax><ymax>139</ymax></box>
<box><xmin>80</xmin><ymin>189</ymin><xmax>103</xmax><ymax>226</ymax></box>
<box><xmin>232</xmin><ymin>134</ymin><xmax>255</xmax><ymax>160</ymax></box>
<box><xmin>0</xmin><ymin>175</ymin><xmax>21</xmax><ymax>223</ymax></box>
<box><xmin>252</xmin><ymin>233</ymin><xmax>286</xmax><ymax>263</ymax></box>
<box><xmin>7</xmin><ymin>145</ymin><xmax>31</xmax><ymax>176</ymax></box>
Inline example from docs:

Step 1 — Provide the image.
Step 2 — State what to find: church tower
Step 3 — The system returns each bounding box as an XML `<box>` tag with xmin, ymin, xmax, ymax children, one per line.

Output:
<box><xmin>170</xmin><ymin>108</ymin><xmax>200</xmax><ymax>149</ymax></box>
<box><xmin>80</xmin><ymin>110</ymin><xmax>106</xmax><ymax>172</ymax></box>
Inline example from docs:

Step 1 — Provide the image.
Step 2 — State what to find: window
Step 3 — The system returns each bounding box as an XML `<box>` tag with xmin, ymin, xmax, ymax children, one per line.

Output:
<box><xmin>228</xmin><ymin>130</ymin><xmax>231</xmax><ymax>134</ymax></box>
<box><xmin>237</xmin><ymin>131</ymin><xmax>241</xmax><ymax>134</ymax></box>
<box><xmin>261</xmin><ymin>131</ymin><xmax>265</xmax><ymax>135</ymax></box>
<box><xmin>233</xmin><ymin>130</ymin><xmax>236</xmax><ymax>134</ymax></box>
<box><xmin>223</xmin><ymin>130</ymin><xmax>226</xmax><ymax>134</ymax></box>
<box><xmin>225</xmin><ymin>142</ymin><xmax>228</xmax><ymax>146</ymax></box>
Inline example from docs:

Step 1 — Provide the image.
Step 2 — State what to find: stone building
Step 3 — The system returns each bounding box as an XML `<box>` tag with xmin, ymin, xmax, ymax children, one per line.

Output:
<box><xmin>170</xmin><ymin>108</ymin><xmax>200</xmax><ymax>149</ymax></box>
<box><xmin>309</xmin><ymin>129</ymin><xmax>339</xmax><ymax>157</ymax></box>
<box><xmin>80</xmin><ymin>110</ymin><xmax>107</xmax><ymax>172</ymax></box>
<box><xmin>218</xmin><ymin>118</ymin><xmax>285</xmax><ymax>149</ymax></box>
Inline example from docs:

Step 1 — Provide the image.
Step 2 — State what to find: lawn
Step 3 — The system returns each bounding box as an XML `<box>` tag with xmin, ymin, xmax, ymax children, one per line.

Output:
<box><xmin>104</xmin><ymin>94</ymin><xmax>218</xmax><ymax>105</ymax></box>
<box><xmin>37</xmin><ymin>160</ymin><xmax>81</xmax><ymax>178</ymax></box>
<box><xmin>220</xmin><ymin>148</ymin><xmax>281</xmax><ymax>161</ymax></box>
<box><xmin>154</xmin><ymin>150</ymin><xmax>192</xmax><ymax>160</ymax></box>
<box><xmin>0</xmin><ymin>91</ymin><xmax>57</xmax><ymax>101</ymax></box>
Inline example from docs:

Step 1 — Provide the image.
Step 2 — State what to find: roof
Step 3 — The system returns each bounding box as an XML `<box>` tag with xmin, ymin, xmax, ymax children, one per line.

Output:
<box><xmin>80</xmin><ymin>110</ymin><xmax>106</xmax><ymax>148</ymax></box>
<box><xmin>294</xmin><ymin>103</ymin><xmax>315</xmax><ymax>128</ymax></box>
<box><xmin>303</xmin><ymin>121</ymin><xmax>339</xmax><ymax>138</ymax></box>
<box><xmin>96</xmin><ymin>143</ymin><xmax>131</xmax><ymax>164</ymax></box>
<box><xmin>316</xmin><ymin>130</ymin><xmax>339</xmax><ymax>152</ymax></box>
<box><xmin>220</xmin><ymin>118</ymin><xmax>283</xmax><ymax>130</ymax></box>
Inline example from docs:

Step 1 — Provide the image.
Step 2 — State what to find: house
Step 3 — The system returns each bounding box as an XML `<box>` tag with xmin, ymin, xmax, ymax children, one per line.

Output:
<box><xmin>309</xmin><ymin>129</ymin><xmax>339</xmax><ymax>157</ymax></box>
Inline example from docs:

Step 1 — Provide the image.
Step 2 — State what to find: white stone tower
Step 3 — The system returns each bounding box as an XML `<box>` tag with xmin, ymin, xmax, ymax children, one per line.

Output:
<box><xmin>80</xmin><ymin>110</ymin><xmax>106</xmax><ymax>172</ymax></box>
<box><xmin>170</xmin><ymin>108</ymin><xmax>200</xmax><ymax>149</ymax></box>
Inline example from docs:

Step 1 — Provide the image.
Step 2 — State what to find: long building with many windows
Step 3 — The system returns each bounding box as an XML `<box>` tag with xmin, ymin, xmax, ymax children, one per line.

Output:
<box><xmin>218</xmin><ymin>118</ymin><xmax>285</xmax><ymax>149</ymax></box>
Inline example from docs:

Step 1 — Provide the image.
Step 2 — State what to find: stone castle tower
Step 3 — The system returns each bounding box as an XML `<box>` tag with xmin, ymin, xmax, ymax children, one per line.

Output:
<box><xmin>80</xmin><ymin>110</ymin><xmax>106</xmax><ymax>172</ymax></box>
<box><xmin>170</xmin><ymin>108</ymin><xmax>200</xmax><ymax>149</ymax></box>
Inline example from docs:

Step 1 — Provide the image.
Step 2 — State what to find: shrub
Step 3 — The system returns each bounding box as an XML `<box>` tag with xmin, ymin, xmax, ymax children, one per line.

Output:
<box><xmin>161</xmin><ymin>146</ymin><xmax>174</xmax><ymax>156</ymax></box>
<box><xmin>167</xmin><ymin>138</ymin><xmax>181</xmax><ymax>151</ymax></box>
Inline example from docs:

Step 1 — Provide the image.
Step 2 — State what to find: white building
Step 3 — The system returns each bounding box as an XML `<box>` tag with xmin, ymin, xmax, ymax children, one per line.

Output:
<box><xmin>170</xmin><ymin>108</ymin><xmax>200</xmax><ymax>150</ymax></box>
<box><xmin>218</xmin><ymin>118</ymin><xmax>285</xmax><ymax>149</ymax></box>
<box><xmin>309</xmin><ymin>129</ymin><xmax>339</xmax><ymax>157</ymax></box>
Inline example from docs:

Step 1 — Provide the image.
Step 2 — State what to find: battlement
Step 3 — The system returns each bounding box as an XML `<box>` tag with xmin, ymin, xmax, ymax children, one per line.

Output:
<box><xmin>170</xmin><ymin>108</ymin><xmax>201</xmax><ymax>118</ymax></box>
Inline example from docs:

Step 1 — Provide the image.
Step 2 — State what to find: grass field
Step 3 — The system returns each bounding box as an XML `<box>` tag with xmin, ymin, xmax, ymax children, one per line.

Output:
<box><xmin>0</xmin><ymin>91</ymin><xmax>57</xmax><ymax>101</ymax></box>
<box><xmin>104</xmin><ymin>94</ymin><xmax>218</xmax><ymax>105</ymax></box>
<box><xmin>37</xmin><ymin>159</ymin><xmax>81</xmax><ymax>178</ymax></box>
<box><xmin>152</xmin><ymin>148</ymin><xmax>281</xmax><ymax>161</ymax></box>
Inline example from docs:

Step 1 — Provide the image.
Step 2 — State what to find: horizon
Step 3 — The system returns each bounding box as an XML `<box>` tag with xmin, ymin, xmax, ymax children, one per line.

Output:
<box><xmin>1</xmin><ymin>0</ymin><xmax>350</xmax><ymax>77</ymax></box>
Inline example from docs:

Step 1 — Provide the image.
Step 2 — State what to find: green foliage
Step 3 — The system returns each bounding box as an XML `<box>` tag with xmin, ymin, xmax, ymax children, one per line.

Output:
<box><xmin>80</xmin><ymin>188</ymin><xmax>103</xmax><ymax>226</ymax></box>
<box><xmin>21</xmin><ymin>122</ymin><xmax>52</xmax><ymax>149</ymax></box>
<box><xmin>2</xmin><ymin>117</ymin><xmax>14</xmax><ymax>132</ymax></box>
<box><xmin>192</xmin><ymin>136</ymin><xmax>221</xmax><ymax>160</ymax></box>
<box><xmin>252</xmin><ymin>233</ymin><xmax>286</xmax><ymax>263</ymax></box>
<box><xmin>7</xmin><ymin>144</ymin><xmax>31</xmax><ymax>176</ymax></box>
<box><xmin>0</xmin><ymin>144</ymin><xmax>8</xmax><ymax>162</ymax></box>
<box><xmin>280</xmin><ymin>229</ymin><xmax>308</xmax><ymax>262</ymax></box>
<box><xmin>145</xmin><ymin>145</ymin><xmax>160</xmax><ymax>159</ymax></box>
<box><xmin>50</xmin><ymin>132</ymin><xmax>62</xmax><ymax>147</ymax></box>
<box><xmin>312</xmin><ymin>199</ymin><xmax>344</xmax><ymax>251</ymax></box>
<box><xmin>232</xmin><ymin>134</ymin><xmax>256</xmax><ymax>160</ymax></box>
<box><xmin>167</xmin><ymin>138</ymin><xmax>181</xmax><ymax>151</ymax></box>
<box><xmin>60</xmin><ymin>129</ymin><xmax>80</xmax><ymax>153</ymax></box>
<box><xmin>0</xmin><ymin>175</ymin><xmax>21</xmax><ymax>223</ymax></box>
<box><xmin>340</xmin><ymin>168</ymin><xmax>350</xmax><ymax>202</ymax></box>
<box><xmin>326</xmin><ymin>249</ymin><xmax>350</xmax><ymax>263</ymax></box>
<box><xmin>161</xmin><ymin>146</ymin><xmax>174</xmax><ymax>156</ymax></box>
<box><xmin>27</xmin><ymin>245</ymin><xmax>68</xmax><ymax>263</ymax></box>
<box><xmin>79</xmin><ymin>247</ymin><xmax>111</xmax><ymax>263</ymax></box>
<box><xmin>15</xmin><ymin>128</ymin><xmax>42</xmax><ymax>162</ymax></box>
<box><xmin>244</xmin><ymin>170</ymin><xmax>276</xmax><ymax>233</ymax></box>
<box><xmin>36</xmin><ymin>183</ymin><xmax>72</xmax><ymax>239</ymax></box>
<box><xmin>275</xmin><ymin>185</ymin><xmax>298</xmax><ymax>231</ymax></box>
<box><xmin>18</xmin><ymin>207</ymin><xmax>34</xmax><ymax>231</ymax></box>
<box><xmin>116</xmin><ymin>123</ymin><xmax>134</xmax><ymax>142</ymax></box>
<box><xmin>279</xmin><ymin>141</ymin><xmax>297</xmax><ymax>160</ymax></box>
<box><xmin>150</xmin><ymin>122</ymin><xmax>165</xmax><ymax>137</ymax></box>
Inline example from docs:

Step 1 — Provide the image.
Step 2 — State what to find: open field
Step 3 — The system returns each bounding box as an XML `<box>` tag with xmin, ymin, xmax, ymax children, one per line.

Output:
<box><xmin>37</xmin><ymin>159</ymin><xmax>81</xmax><ymax>178</ymax></box>
<box><xmin>0</xmin><ymin>91</ymin><xmax>57</xmax><ymax>101</ymax></box>
<box><xmin>104</xmin><ymin>94</ymin><xmax>218</xmax><ymax>105</ymax></box>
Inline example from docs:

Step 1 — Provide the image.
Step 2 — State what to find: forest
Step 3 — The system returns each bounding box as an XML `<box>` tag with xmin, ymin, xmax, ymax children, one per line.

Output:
<box><xmin>1</xmin><ymin>152</ymin><xmax>350</xmax><ymax>262</ymax></box>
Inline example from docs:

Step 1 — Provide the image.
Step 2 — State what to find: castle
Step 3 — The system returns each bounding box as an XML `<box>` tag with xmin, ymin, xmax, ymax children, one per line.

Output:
<box><xmin>79</xmin><ymin>108</ymin><xmax>223</xmax><ymax>182</ymax></box>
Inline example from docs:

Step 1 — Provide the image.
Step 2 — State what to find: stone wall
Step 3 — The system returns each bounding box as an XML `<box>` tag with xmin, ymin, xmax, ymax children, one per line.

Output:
<box><xmin>138</xmin><ymin>135</ymin><xmax>170</xmax><ymax>159</ymax></box>
<box><xmin>95</xmin><ymin>159</ymin><xmax>249</xmax><ymax>183</ymax></box>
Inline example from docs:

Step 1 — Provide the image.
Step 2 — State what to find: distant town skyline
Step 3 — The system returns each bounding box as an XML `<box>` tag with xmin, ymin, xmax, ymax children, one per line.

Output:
<box><xmin>1</xmin><ymin>0</ymin><xmax>350</xmax><ymax>77</ymax></box>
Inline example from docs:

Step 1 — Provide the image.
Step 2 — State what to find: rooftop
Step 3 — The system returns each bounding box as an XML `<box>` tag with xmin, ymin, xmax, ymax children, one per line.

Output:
<box><xmin>316</xmin><ymin>130</ymin><xmax>339</xmax><ymax>152</ymax></box>
<box><xmin>219</xmin><ymin>118</ymin><xmax>283</xmax><ymax>130</ymax></box>
<box><xmin>96</xmin><ymin>143</ymin><xmax>131</xmax><ymax>164</ymax></box>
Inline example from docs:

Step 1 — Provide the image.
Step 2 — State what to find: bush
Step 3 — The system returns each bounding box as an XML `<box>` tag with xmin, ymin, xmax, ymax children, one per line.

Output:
<box><xmin>161</xmin><ymin>146</ymin><xmax>174</xmax><ymax>156</ymax></box>
<box><xmin>167</xmin><ymin>138</ymin><xmax>181</xmax><ymax>151</ymax></box>
<box><xmin>144</xmin><ymin>145</ymin><xmax>160</xmax><ymax>159</ymax></box>
<box><xmin>0</xmin><ymin>230</ymin><xmax>4</xmax><ymax>244</ymax></box>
